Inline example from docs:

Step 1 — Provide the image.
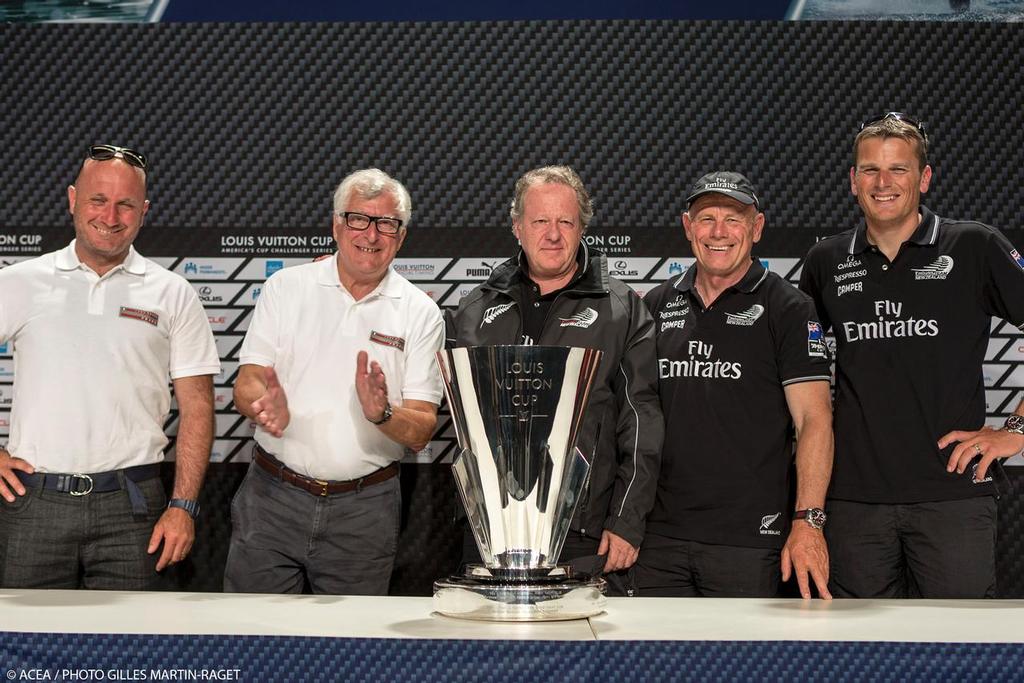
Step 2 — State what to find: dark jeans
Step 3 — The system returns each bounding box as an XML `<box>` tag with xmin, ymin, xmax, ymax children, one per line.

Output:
<box><xmin>460</xmin><ymin>524</ymin><xmax>637</xmax><ymax>596</ymax></box>
<box><xmin>224</xmin><ymin>461</ymin><xmax>401</xmax><ymax>595</ymax></box>
<box><xmin>634</xmin><ymin>533</ymin><xmax>781</xmax><ymax>597</ymax></box>
<box><xmin>0</xmin><ymin>477</ymin><xmax>166</xmax><ymax>590</ymax></box>
<box><xmin>826</xmin><ymin>497</ymin><xmax>997</xmax><ymax>598</ymax></box>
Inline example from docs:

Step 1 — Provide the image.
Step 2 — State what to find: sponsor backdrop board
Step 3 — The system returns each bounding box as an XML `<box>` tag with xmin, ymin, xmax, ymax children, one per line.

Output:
<box><xmin>1</xmin><ymin>21</ymin><xmax>1023</xmax><ymax>594</ymax></box>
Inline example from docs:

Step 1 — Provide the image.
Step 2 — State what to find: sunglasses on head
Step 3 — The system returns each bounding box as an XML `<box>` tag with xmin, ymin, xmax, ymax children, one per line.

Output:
<box><xmin>88</xmin><ymin>144</ymin><xmax>148</xmax><ymax>170</ymax></box>
<box><xmin>860</xmin><ymin>112</ymin><xmax>928</xmax><ymax>142</ymax></box>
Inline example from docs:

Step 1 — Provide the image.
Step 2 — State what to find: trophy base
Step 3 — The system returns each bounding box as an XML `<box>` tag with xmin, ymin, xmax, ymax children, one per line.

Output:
<box><xmin>433</xmin><ymin>564</ymin><xmax>607</xmax><ymax>621</ymax></box>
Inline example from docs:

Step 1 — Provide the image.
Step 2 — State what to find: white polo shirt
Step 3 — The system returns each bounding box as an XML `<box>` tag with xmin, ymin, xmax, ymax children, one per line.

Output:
<box><xmin>239</xmin><ymin>254</ymin><xmax>444</xmax><ymax>480</ymax></box>
<box><xmin>0</xmin><ymin>242</ymin><xmax>220</xmax><ymax>473</ymax></box>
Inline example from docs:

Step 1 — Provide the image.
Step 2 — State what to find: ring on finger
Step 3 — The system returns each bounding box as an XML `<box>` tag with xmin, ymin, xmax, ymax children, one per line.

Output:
<box><xmin>973</xmin><ymin>444</ymin><xmax>983</xmax><ymax>455</ymax></box>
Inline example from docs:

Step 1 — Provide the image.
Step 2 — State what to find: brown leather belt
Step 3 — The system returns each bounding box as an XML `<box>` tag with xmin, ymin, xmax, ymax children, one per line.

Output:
<box><xmin>253</xmin><ymin>444</ymin><xmax>399</xmax><ymax>497</ymax></box>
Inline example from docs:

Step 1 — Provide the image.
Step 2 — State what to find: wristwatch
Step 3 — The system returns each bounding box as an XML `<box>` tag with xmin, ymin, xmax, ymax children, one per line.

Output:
<box><xmin>168</xmin><ymin>498</ymin><xmax>201</xmax><ymax>520</ymax></box>
<box><xmin>793</xmin><ymin>508</ymin><xmax>827</xmax><ymax>530</ymax></box>
<box><xmin>1002</xmin><ymin>415</ymin><xmax>1024</xmax><ymax>435</ymax></box>
<box><xmin>368</xmin><ymin>403</ymin><xmax>393</xmax><ymax>425</ymax></box>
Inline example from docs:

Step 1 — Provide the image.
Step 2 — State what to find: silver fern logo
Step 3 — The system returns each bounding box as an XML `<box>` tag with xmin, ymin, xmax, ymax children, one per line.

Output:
<box><xmin>759</xmin><ymin>512</ymin><xmax>781</xmax><ymax>536</ymax></box>
<box><xmin>480</xmin><ymin>302</ymin><xmax>516</xmax><ymax>327</ymax></box>
<box><xmin>726</xmin><ymin>304</ymin><xmax>765</xmax><ymax>326</ymax></box>
<box><xmin>559</xmin><ymin>307</ymin><xmax>599</xmax><ymax>328</ymax></box>
<box><xmin>912</xmin><ymin>255</ymin><xmax>954</xmax><ymax>280</ymax></box>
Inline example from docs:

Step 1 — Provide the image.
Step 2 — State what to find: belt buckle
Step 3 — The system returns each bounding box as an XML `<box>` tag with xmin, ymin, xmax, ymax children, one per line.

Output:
<box><xmin>314</xmin><ymin>479</ymin><xmax>330</xmax><ymax>497</ymax></box>
<box><xmin>68</xmin><ymin>473</ymin><xmax>94</xmax><ymax>496</ymax></box>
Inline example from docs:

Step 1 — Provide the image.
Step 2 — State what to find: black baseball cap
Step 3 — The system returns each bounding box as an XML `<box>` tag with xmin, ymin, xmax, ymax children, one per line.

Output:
<box><xmin>686</xmin><ymin>172</ymin><xmax>760</xmax><ymax>210</ymax></box>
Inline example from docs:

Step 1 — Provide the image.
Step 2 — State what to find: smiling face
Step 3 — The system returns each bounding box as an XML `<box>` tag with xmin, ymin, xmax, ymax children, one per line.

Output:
<box><xmin>851</xmin><ymin>136</ymin><xmax>932</xmax><ymax>235</ymax></box>
<box><xmin>512</xmin><ymin>182</ymin><xmax>583</xmax><ymax>288</ymax></box>
<box><xmin>683</xmin><ymin>193</ymin><xmax>764</xmax><ymax>287</ymax></box>
<box><xmin>332</xmin><ymin>190</ymin><xmax>405</xmax><ymax>293</ymax></box>
<box><xmin>67</xmin><ymin>158</ymin><xmax>149</xmax><ymax>276</ymax></box>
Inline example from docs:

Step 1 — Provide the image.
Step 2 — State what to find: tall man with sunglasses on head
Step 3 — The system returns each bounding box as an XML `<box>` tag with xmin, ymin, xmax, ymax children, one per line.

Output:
<box><xmin>0</xmin><ymin>145</ymin><xmax>219</xmax><ymax>589</ymax></box>
<box><xmin>226</xmin><ymin>168</ymin><xmax>443</xmax><ymax>595</ymax></box>
<box><xmin>800</xmin><ymin>113</ymin><xmax>1024</xmax><ymax>598</ymax></box>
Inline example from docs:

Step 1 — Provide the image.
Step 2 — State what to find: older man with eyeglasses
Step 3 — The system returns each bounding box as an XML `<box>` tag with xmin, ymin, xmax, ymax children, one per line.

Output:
<box><xmin>800</xmin><ymin>113</ymin><xmax>1024</xmax><ymax>598</ymax></box>
<box><xmin>0</xmin><ymin>145</ymin><xmax>220</xmax><ymax>589</ymax></box>
<box><xmin>226</xmin><ymin>168</ymin><xmax>443</xmax><ymax>595</ymax></box>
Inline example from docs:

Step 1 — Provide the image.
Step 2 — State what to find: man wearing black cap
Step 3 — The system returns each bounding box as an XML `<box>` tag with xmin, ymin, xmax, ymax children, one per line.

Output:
<box><xmin>800</xmin><ymin>114</ymin><xmax>1024</xmax><ymax>598</ymax></box>
<box><xmin>636</xmin><ymin>172</ymin><xmax>834</xmax><ymax>598</ymax></box>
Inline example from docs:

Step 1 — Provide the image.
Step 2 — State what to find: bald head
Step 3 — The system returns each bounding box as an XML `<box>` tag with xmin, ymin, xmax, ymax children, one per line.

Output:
<box><xmin>76</xmin><ymin>157</ymin><xmax>147</xmax><ymax>193</ymax></box>
<box><xmin>68</xmin><ymin>157</ymin><xmax>150</xmax><ymax>276</ymax></box>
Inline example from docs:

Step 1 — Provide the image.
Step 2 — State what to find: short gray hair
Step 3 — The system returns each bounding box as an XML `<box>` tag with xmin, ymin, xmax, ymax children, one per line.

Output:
<box><xmin>509</xmin><ymin>165</ymin><xmax>594</xmax><ymax>232</ymax></box>
<box><xmin>332</xmin><ymin>168</ymin><xmax>412</xmax><ymax>228</ymax></box>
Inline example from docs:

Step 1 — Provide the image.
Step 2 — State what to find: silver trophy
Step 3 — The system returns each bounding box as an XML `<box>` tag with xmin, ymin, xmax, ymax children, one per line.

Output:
<box><xmin>433</xmin><ymin>345</ymin><xmax>607</xmax><ymax>621</ymax></box>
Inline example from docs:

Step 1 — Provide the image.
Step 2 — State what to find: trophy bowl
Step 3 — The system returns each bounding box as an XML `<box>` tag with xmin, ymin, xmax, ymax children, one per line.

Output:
<box><xmin>433</xmin><ymin>345</ymin><xmax>607</xmax><ymax>621</ymax></box>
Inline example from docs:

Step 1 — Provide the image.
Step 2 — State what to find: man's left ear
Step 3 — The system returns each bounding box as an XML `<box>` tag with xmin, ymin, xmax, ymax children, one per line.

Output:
<box><xmin>752</xmin><ymin>212</ymin><xmax>766</xmax><ymax>243</ymax></box>
<box><xmin>920</xmin><ymin>165</ymin><xmax>933</xmax><ymax>194</ymax></box>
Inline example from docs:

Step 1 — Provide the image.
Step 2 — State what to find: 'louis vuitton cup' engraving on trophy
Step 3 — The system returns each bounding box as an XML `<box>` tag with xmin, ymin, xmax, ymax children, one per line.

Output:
<box><xmin>434</xmin><ymin>345</ymin><xmax>607</xmax><ymax>621</ymax></box>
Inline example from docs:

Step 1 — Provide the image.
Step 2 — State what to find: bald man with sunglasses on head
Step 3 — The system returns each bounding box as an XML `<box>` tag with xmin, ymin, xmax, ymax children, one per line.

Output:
<box><xmin>0</xmin><ymin>145</ymin><xmax>219</xmax><ymax>590</ymax></box>
<box><xmin>800</xmin><ymin>113</ymin><xmax>1024</xmax><ymax>598</ymax></box>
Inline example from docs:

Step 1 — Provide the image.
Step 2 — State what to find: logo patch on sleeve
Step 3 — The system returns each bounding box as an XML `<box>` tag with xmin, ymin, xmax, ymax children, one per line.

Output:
<box><xmin>370</xmin><ymin>330</ymin><xmax>406</xmax><ymax>351</ymax></box>
<box><xmin>119</xmin><ymin>306</ymin><xmax>159</xmax><ymax>326</ymax></box>
<box><xmin>1011</xmin><ymin>249</ymin><xmax>1024</xmax><ymax>271</ymax></box>
<box><xmin>807</xmin><ymin>321</ymin><xmax>827</xmax><ymax>358</ymax></box>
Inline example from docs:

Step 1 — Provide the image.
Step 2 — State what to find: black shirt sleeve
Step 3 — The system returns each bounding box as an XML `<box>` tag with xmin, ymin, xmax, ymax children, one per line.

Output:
<box><xmin>981</xmin><ymin>226</ymin><xmax>1024</xmax><ymax>328</ymax></box>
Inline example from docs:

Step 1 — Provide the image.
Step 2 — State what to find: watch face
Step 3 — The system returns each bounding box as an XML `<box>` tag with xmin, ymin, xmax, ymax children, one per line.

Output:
<box><xmin>1005</xmin><ymin>415</ymin><xmax>1024</xmax><ymax>433</ymax></box>
<box><xmin>806</xmin><ymin>508</ymin><xmax>827</xmax><ymax>529</ymax></box>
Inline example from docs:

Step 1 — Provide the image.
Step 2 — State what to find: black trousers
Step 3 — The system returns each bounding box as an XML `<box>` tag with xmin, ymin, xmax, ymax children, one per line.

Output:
<box><xmin>825</xmin><ymin>497</ymin><xmax>997</xmax><ymax>599</ymax></box>
<box><xmin>634</xmin><ymin>532</ymin><xmax>781</xmax><ymax>597</ymax></box>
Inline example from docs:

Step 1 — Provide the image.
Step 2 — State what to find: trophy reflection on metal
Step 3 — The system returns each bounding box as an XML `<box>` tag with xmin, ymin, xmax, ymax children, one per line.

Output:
<box><xmin>433</xmin><ymin>345</ymin><xmax>607</xmax><ymax>621</ymax></box>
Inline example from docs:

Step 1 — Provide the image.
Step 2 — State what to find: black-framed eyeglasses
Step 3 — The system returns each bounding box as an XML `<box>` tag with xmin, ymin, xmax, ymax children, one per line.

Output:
<box><xmin>860</xmin><ymin>112</ymin><xmax>928</xmax><ymax>143</ymax></box>
<box><xmin>340</xmin><ymin>211</ymin><xmax>403</xmax><ymax>235</ymax></box>
<box><xmin>89</xmin><ymin>144</ymin><xmax>148</xmax><ymax>170</ymax></box>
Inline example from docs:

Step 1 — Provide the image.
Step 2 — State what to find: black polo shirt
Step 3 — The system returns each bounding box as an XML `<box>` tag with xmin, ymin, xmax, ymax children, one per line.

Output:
<box><xmin>644</xmin><ymin>259</ymin><xmax>832</xmax><ymax>549</ymax></box>
<box><xmin>514</xmin><ymin>248</ymin><xmax>588</xmax><ymax>344</ymax></box>
<box><xmin>800</xmin><ymin>205</ymin><xmax>1024</xmax><ymax>504</ymax></box>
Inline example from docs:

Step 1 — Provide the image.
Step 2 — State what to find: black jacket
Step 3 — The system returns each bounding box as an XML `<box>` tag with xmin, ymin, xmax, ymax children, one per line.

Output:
<box><xmin>445</xmin><ymin>245</ymin><xmax>663</xmax><ymax>546</ymax></box>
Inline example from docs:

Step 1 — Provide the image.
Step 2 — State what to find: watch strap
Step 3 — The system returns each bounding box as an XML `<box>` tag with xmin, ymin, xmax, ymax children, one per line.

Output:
<box><xmin>168</xmin><ymin>498</ymin><xmax>200</xmax><ymax>520</ymax></box>
<box><xmin>368</xmin><ymin>403</ymin><xmax>393</xmax><ymax>425</ymax></box>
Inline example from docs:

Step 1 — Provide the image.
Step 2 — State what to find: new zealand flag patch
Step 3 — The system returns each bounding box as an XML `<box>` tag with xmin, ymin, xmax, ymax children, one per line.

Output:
<box><xmin>807</xmin><ymin>321</ymin><xmax>827</xmax><ymax>359</ymax></box>
<box><xmin>1011</xmin><ymin>249</ymin><xmax>1024</xmax><ymax>271</ymax></box>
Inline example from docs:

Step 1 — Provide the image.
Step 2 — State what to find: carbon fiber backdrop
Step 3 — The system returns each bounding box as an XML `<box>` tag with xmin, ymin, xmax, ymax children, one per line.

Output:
<box><xmin>1</xmin><ymin>21</ymin><xmax>1023</xmax><ymax>596</ymax></box>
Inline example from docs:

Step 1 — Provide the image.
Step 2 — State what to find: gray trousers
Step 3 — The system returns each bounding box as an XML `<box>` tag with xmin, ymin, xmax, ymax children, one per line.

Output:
<box><xmin>224</xmin><ymin>461</ymin><xmax>401</xmax><ymax>595</ymax></box>
<box><xmin>0</xmin><ymin>477</ymin><xmax>166</xmax><ymax>590</ymax></box>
